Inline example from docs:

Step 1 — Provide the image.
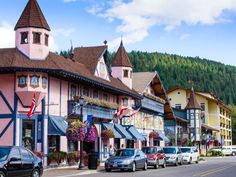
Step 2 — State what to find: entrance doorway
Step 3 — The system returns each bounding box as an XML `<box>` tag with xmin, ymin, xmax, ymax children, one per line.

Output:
<box><xmin>22</xmin><ymin>120</ymin><xmax>35</xmax><ymax>151</ymax></box>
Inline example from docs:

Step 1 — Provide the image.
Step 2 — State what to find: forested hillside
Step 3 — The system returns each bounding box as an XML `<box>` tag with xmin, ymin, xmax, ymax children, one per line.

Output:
<box><xmin>108</xmin><ymin>51</ymin><xmax>236</xmax><ymax>105</ymax></box>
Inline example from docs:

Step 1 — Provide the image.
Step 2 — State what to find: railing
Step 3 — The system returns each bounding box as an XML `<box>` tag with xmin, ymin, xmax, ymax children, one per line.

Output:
<box><xmin>68</xmin><ymin>101</ymin><xmax>116</xmax><ymax>120</ymax></box>
<box><xmin>141</xmin><ymin>97</ymin><xmax>164</xmax><ymax>114</ymax></box>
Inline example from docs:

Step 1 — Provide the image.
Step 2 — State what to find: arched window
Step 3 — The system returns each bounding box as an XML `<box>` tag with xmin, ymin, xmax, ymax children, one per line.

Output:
<box><xmin>21</xmin><ymin>32</ymin><xmax>28</xmax><ymax>44</ymax></box>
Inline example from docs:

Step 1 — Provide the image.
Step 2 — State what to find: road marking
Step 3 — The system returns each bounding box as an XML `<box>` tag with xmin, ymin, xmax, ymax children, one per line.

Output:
<box><xmin>193</xmin><ymin>164</ymin><xmax>236</xmax><ymax>177</ymax></box>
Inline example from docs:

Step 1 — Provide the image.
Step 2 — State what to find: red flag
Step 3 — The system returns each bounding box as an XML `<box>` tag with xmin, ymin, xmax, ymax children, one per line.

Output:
<box><xmin>114</xmin><ymin>107</ymin><xmax>128</xmax><ymax>118</ymax></box>
<box><xmin>27</xmin><ymin>93</ymin><xmax>37</xmax><ymax>119</ymax></box>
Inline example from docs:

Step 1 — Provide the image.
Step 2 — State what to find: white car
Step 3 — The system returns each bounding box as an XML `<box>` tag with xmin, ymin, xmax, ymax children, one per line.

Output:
<box><xmin>163</xmin><ymin>147</ymin><xmax>183</xmax><ymax>166</ymax></box>
<box><xmin>222</xmin><ymin>146</ymin><xmax>236</xmax><ymax>156</ymax></box>
<box><xmin>180</xmin><ymin>147</ymin><xmax>199</xmax><ymax>164</ymax></box>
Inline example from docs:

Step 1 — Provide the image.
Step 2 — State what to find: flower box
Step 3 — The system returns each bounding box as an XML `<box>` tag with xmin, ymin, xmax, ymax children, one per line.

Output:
<box><xmin>101</xmin><ymin>129</ymin><xmax>114</xmax><ymax>139</ymax></box>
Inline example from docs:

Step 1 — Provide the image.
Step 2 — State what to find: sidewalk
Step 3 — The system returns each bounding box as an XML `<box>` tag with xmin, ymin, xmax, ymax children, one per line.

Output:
<box><xmin>43</xmin><ymin>166</ymin><xmax>105</xmax><ymax>177</ymax></box>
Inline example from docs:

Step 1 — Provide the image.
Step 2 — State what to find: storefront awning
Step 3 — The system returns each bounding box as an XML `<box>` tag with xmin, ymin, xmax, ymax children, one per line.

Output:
<box><xmin>102</xmin><ymin>123</ymin><xmax>122</xmax><ymax>139</ymax></box>
<box><xmin>48</xmin><ymin>116</ymin><xmax>68</xmax><ymax>136</ymax></box>
<box><xmin>156</xmin><ymin>130</ymin><xmax>170</xmax><ymax>143</ymax></box>
<box><xmin>126</xmin><ymin>126</ymin><xmax>145</xmax><ymax>141</ymax></box>
<box><xmin>114</xmin><ymin>124</ymin><xmax>133</xmax><ymax>140</ymax></box>
<box><xmin>201</xmin><ymin>124</ymin><xmax>220</xmax><ymax>132</ymax></box>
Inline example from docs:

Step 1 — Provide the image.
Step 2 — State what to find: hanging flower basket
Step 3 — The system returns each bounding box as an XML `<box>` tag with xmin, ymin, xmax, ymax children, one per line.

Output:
<box><xmin>66</xmin><ymin>121</ymin><xmax>86</xmax><ymax>142</ymax></box>
<box><xmin>149</xmin><ymin>131</ymin><xmax>159</xmax><ymax>139</ymax></box>
<box><xmin>101</xmin><ymin>129</ymin><xmax>115</xmax><ymax>139</ymax></box>
<box><xmin>84</xmin><ymin>126</ymin><xmax>98</xmax><ymax>142</ymax></box>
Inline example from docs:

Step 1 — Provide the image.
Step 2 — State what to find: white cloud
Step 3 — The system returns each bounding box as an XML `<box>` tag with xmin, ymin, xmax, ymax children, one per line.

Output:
<box><xmin>0</xmin><ymin>22</ymin><xmax>15</xmax><ymax>48</ymax></box>
<box><xmin>179</xmin><ymin>34</ymin><xmax>191</xmax><ymax>41</ymax></box>
<box><xmin>53</xmin><ymin>28</ymin><xmax>75</xmax><ymax>37</ymax></box>
<box><xmin>87</xmin><ymin>4</ymin><xmax>104</xmax><ymax>15</ymax></box>
<box><xmin>98</xmin><ymin>0</ymin><xmax>236</xmax><ymax>48</ymax></box>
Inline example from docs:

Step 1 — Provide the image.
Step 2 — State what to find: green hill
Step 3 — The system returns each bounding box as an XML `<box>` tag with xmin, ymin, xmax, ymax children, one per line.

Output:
<box><xmin>108</xmin><ymin>51</ymin><xmax>236</xmax><ymax>105</ymax></box>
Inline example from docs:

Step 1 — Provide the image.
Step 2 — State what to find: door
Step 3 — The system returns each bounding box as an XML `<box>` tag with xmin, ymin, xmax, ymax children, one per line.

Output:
<box><xmin>20</xmin><ymin>148</ymin><xmax>35</xmax><ymax>177</ymax></box>
<box><xmin>7</xmin><ymin>148</ymin><xmax>23</xmax><ymax>177</ymax></box>
<box><xmin>22</xmin><ymin>120</ymin><xmax>35</xmax><ymax>151</ymax></box>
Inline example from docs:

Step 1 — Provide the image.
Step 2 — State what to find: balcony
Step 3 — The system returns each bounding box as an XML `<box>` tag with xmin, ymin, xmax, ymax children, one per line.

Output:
<box><xmin>68</xmin><ymin>101</ymin><xmax>116</xmax><ymax>120</ymax></box>
<box><xmin>141</xmin><ymin>97</ymin><xmax>164</xmax><ymax>114</ymax></box>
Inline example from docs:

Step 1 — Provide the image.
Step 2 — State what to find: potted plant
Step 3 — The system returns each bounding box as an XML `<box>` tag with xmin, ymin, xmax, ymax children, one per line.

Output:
<box><xmin>84</xmin><ymin>125</ymin><xmax>98</xmax><ymax>142</ymax></box>
<box><xmin>67</xmin><ymin>152</ymin><xmax>78</xmax><ymax>165</ymax></box>
<box><xmin>101</xmin><ymin>129</ymin><xmax>115</xmax><ymax>139</ymax></box>
<box><xmin>66</xmin><ymin>121</ymin><xmax>86</xmax><ymax>142</ymax></box>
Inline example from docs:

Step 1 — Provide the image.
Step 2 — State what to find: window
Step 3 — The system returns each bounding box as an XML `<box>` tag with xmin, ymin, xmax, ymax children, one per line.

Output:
<box><xmin>93</xmin><ymin>90</ymin><xmax>99</xmax><ymax>99</ymax></box>
<box><xmin>83</xmin><ymin>87</ymin><xmax>89</xmax><ymax>97</ymax></box>
<box><xmin>200</xmin><ymin>103</ymin><xmax>205</xmax><ymax>111</ymax></box>
<box><xmin>42</xmin><ymin>77</ymin><xmax>47</xmax><ymax>88</ymax></box>
<box><xmin>9</xmin><ymin>148</ymin><xmax>21</xmax><ymax>159</ymax></box>
<box><xmin>18</xmin><ymin>75</ymin><xmax>27</xmax><ymax>88</ymax></box>
<box><xmin>20</xmin><ymin>148</ymin><xmax>34</xmax><ymax>161</ymax></box>
<box><xmin>33</xmin><ymin>32</ymin><xmax>41</xmax><ymax>44</ymax></box>
<box><xmin>103</xmin><ymin>93</ymin><xmax>109</xmax><ymax>101</ymax></box>
<box><xmin>45</xmin><ymin>34</ymin><xmax>49</xmax><ymax>46</ymax></box>
<box><xmin>70</xmin><ymin>85</ymin><xmax>76</xmax><ymax>100</ymax></box>
<box><xmin>175</xmin><ymin>104</ymin><xmax>182</xmax><ymax>109</ymax></box>
<box><xmin>21</xmin><ymin>32</ymin><xmax>28</xmax><ymax>44</ymax></box>
<box><xmin>123</xmin><ymin>70</ymin><xmax>129</xmax><ymax>77</ymax></box>
<box><xmin>122</xmin><ymin>98</ymin><xmax>128</xmax><ymax>106</ymax></box>
<box><xmin>30</xmin><ymin>75</ymin><xmax>39</xmax><ymax>88</ymax></box>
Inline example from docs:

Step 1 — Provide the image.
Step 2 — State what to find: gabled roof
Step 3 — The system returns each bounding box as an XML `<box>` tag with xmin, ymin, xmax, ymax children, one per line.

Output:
<box><xmin>0</xmin><ymin>48</ymin><xmax>141</xmax><ymax>99</ymax></box>
<box><xmin>111</xmin><ymin>41</ymin><xmax>132</xmax><ymax>68</ymax></box>
<box><xmin>132</xmin><ymin>72</ymin><xmax>157</xmax><ymax>93</ymax></box>
<box><xmin>185</xmin><ymin>88</ymin><xmax>201</xmax><ymax>109</ymax></box>
<box><xmin>15</xmin><ymin>0</ymin><xmax>50</xmax><ymax>31</ymax></box>
<box><xmin>73</xmin><ymin>45</ymin><xmax>107</xmax><ymax>73</ymax></box>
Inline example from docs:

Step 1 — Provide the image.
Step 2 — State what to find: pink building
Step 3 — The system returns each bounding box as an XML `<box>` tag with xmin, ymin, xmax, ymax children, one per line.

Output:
<box><xmin>0</xmin><ymin>0</ymin><xmax>147</xmax><ymax>165</ymax></box>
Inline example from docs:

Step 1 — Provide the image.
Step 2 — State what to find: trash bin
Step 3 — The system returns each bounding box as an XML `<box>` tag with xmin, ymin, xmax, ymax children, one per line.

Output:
<box><xmin>88</xmin><ymin>151</ymin><xmax>98</xmax><ymax>170</ymax></box>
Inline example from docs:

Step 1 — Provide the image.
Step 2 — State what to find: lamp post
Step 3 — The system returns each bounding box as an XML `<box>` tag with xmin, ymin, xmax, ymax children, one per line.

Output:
<box><xmin>79</xmin><ymin>96</ymin><xmax>85</xmax><ymax>169</ymax></box>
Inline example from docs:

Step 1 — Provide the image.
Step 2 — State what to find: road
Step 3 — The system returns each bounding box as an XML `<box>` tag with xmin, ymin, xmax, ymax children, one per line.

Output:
<box><xmin>43</xmin><ymin>156</ymin><xmax>236</xmax><ymax>177</ymax></box>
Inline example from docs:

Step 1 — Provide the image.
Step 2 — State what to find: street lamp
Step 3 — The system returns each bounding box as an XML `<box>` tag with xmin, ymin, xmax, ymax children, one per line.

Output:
<box><xmin>79</xmin><ymin>96</ymin><xmax>85</xmax><ymax>169</ymax></box>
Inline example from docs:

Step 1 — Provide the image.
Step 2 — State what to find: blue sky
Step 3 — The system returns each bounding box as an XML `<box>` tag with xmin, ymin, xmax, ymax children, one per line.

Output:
<box><xmin>0</xmin><ymin>0</ymin><xmax>236</xmax><ymax>66</ymax></box>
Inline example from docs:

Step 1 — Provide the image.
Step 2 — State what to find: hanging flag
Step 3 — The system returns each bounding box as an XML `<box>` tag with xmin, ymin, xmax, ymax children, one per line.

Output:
<box><xmin>129</xmin><ymin>107</ymin><xmax>141</xmax><ymax>117</ymax></box>
<box><xmin>27</xmin><ymin>93</ymin><xmax>37</xmax><ymax>119</ymax></box>
<box><xmin>114</xmin><ymin>107</ymin><xmax>128</xmax><ymax>118</ymax></box>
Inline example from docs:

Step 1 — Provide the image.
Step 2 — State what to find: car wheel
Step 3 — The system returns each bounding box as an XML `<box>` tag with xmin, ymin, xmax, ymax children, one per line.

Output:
<box><xmin>0</xmin><ymin>171</ymin><xmax>6</xmax><ymax>177</ymax></box>
<box><xmin>232</xmin><ymin>152</ymin><xmax>236</xmax><ymax>156</ymax></box>
<box><xmin>32</xmin><ymin>169</ymin><xmax>40</xmax><ymax>177</ymax></box>
<box><xmin>175</xmin><ymin>159</ymin><xmax>178</xmax><ymax>166</ymax></box>
<box><xmin>189</xmin><ymin>157</ymin><xmax>192</xmax><ymax>164</ymax></box>
<box><xmin>105</xmin><ymin>168</ymin><xmax>111</xmax><ymax>172</ymax></box>
<box><xmin>196</xmin><ymin>157</ymin><xmax>199</xmax><ymax>164</ymax></box>
<box><xmin>131</xmin><ymin>162</ymin><xmax>136</xmax><ymax>172</ymax></box>
<box><xmin>143</xmin><ymin>161</ymin><xmax>148</xmax><ymax>171</ymax></box>
<box><xmin>154</xmin><ymin>160</ymin><xmax>159</xmax><ymax>169</ymax></box>
<box><xmin>162</xmin><ymin>159</ymin><xmax>166</xmax><ymax>168</ymax></box>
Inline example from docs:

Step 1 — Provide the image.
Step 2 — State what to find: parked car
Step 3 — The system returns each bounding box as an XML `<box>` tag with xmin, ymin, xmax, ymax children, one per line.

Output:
<box><xmin>210</xmin><ymin>146</ymin><xmax>236</xmax><ymax>156</ymax></box>
<box><xmin>180</xmin><ymin>147</ymin><xmax>199</xmax><ymax>164</ymax></box>
<box><xmin>163</xmin><ymin>146</ymin><xmax>183</xmax><ymax>166</ymax></box>
<box><xmin>105</xmin><ymin>148</ymin><xmax>147</xmax><ymax>172</ymax></box>
<box><xmin>141</xmin><ymin>146</ymin><xmax>166</xmax><ymax>168</ymax></box>
<box><xmin>0</xmin><ymin>146</ymin><xmax>43</xmax><ymax>177</ymax></box>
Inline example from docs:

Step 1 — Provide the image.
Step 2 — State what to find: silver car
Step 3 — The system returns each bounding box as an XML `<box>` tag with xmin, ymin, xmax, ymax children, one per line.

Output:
<box><xmin>105</xmin><ymin>148</ymin><xmax>147</xmax><ymax>172</ymax></box>
<box><xmin>163</xmin><ymin>146</ymin><xmax>183</xmax><ymax>166</ymax></box>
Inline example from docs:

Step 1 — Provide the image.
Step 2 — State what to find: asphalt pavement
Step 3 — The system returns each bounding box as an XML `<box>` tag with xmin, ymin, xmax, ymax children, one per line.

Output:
<box><xmin>43</xmin><ymin>156</ymin><xmax>236</xmax><ymax>177</ymax></box>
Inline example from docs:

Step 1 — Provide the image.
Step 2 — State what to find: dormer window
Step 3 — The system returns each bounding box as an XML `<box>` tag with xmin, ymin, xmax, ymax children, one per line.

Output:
<box><xmin>123</xmin><ymin>70</ymin><xmax>129</xmax><ymax>78</ymax></box>
<box><xmin>30</xmin><ymin>75</ymin><xmax>39</xmax><ymax>88</ymax></box>
<box><xmin>21</xmin><ymin>32</ymin><xmax>28</xmax><ymax>44</ymax></box>
<box><xmin>33</xmin><ymin>32</ymin><xmax>41</xmax><ymax>44</ymax></box>
<box><xmin>18</xmin><ymin>75</ymin><xmax>27</xmax><ymax>88</ymax></box>
<box><xmin>45</xmin><ymin>34</ymin><xmax>49</xmax><ymax>46</ymax></box>
<box><xmin>122</xmin><ymin>98</ymin><xmax>128</xmax><ymax>106</ymax></box>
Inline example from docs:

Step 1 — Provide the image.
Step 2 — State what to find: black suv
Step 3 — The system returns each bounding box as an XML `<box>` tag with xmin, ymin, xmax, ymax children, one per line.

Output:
<box><xmin>0</xmin><ymin>146</ymin><xmax>43</xmax><ymax>177</ymax></box>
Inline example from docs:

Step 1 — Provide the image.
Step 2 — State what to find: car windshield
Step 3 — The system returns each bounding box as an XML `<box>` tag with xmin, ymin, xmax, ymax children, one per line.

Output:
<box><xmin>181</xmin><ymin>148</ymin><xmax>191</xmax><ymax>153</ymax></box>
<box><xmin>163</xmin><ymin>148</ymin><xmax>176</xmax><ymax>154</ymax></box>
<box><xmin>0</xmin><ymin>147</ymin><xmax>11</xmax><ymax>161</ymax></box>
<box><xmin>142</xmin><ymin>147</ymin><xmax>157</xmax><ymax>154</ymax></box>
<box><xmin>115</xmin><ymin>149</ymin><xmax>135</xmax><ymax>157</ymax></box>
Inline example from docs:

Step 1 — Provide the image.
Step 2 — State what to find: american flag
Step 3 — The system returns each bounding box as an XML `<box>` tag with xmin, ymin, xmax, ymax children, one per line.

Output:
<box><xmin>27</xmin><ymin>93</ymin><xmax>37</xmax><ymax>119</ymax></box>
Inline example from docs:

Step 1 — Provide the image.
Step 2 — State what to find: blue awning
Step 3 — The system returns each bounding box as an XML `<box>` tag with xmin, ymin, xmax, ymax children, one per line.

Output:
<box><xmin>102</xmin><ymin>123</ymin><xmax>122</xmax><ymax>139</ymax></box>
<box><xmin>114</xmin><ymin>124</ymin><xmax>132</xmax><ymax>140</ymax></box>
<box><xmin>48</xmin><ymin>116</ymin><xmax>68</xmax><ymax>136</ymax></box>
<box><xmin>126</xmin><ymin>126</ymin><xmax>145</xmax><ymax>141</ymax></box>
<box><xmin>155</xmin><ymin>130</ymin><xmax>170</xmax><ymax>143</ymax></box>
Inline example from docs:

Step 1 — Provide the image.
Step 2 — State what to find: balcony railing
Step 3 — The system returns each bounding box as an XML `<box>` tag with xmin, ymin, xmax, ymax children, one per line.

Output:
<box><xmin>141</xmin><ymin>97</ymin><xmax>164</xmax><ymax>114</ymax></box>
<box><xmin>68</xmin><ymin>101</ymin><xmax>116</xmax><ymax>120</ymax></box>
